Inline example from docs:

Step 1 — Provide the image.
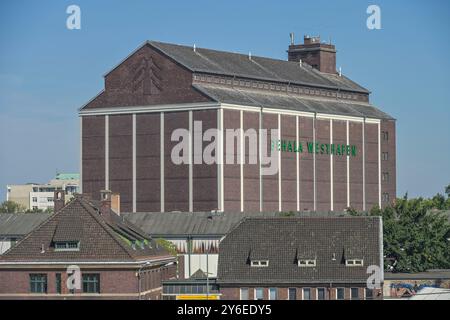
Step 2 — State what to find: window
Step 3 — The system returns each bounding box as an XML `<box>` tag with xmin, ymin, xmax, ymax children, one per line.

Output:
<box><xmin>269</xmin><ymin>288</ymin><xmax>277</xmax><ymax>300</ymax></box>
<box><xmin>382</xmin><ymin>193</ymin><xmax>390</xmax><ymax>203</ymax></box>
<box><xmin>346</xmin><ymin>259</ymin><xmax>364</xmax><ymax>266</ymax></box>
<box><xmin>30</xmin><ymin>274</ymin><xmax>47</xmax><ymax>293</ymax></box>
<box><xmin>382</xmin><ymin>131</ymin><xmax>389</xmax><ymax>141</ymax></box>
<box><xmin>288</xmin><ymin>288</ymin><xmax>297</xmax><ymax>300</ymax></box>
<box><xmin>255</xmin><ymin>288</ymin><xmax>264</xmax><ymax>300</ymax></box>
<box><xmin>54</xmin><ymin>241</ymin><xmax>80</xmax><ymax>251</ymax></box>
<box><xmin>32</xmin><ymin>197</ymin><xmax>37</xmax><ymax>202</ymax></box>
<box><xmin>56</xmin><ymin>273</ymin><xmax>61</xmax><ymax>294</ymax></box>
<box><xmin>82</xmin><ymin>274</ymin><xmax>100</xmax><ymax>293</ymax></box>
<box><xmin>336</xmin><ymin>288</ymin><xmax>345</xmax><ymax>300</ymax></box>
<box><xmin>298</xmin><ymin>259</ymin><xmax>316</xmax><ymax>267</ymax></box>
<box><xmin>382</xmin><ymin>172</ymin><xmax>389</xmax><ymax>182</ymax></box>
<box><xmin>382</xmin><ymin>152</ymin><xmax>389</xmax><ymax>161</ymax></box>
<box><xmin>351</xmin><ymin>288</ymin><xmax>359</xmax><ymax>300</ymax></box>
<box><xmin>365</xmin><ymin>288</ymin><xmax>374</xmax><ymax>300</ymax></box>
<box><xmin>240</xmin><ymin>288</ymin><xmax>249</xmax><ymax>300</ymax></box>
<box><xmin>32</xmin><ymin>206</ymin><xmax>38</xmax><ymax>210</ymax></box>
<box><xmin>250</xmin><ymin>260</ymin><xmax>269</xmax><ymax>267</ymax></box>
<box><xmin>47</xmin><ymin>197</ymin><xmax>54</xmax><ymax>202</ymax></box>
<box><xmin>317</xmin><ymin>288</ymin><xmax>325</xmax><ymax>300</ymax></box>
<box><xmin>303</xmin><ymin>288</ymin><xmax>311</xmax><ymax>300</ymax></box>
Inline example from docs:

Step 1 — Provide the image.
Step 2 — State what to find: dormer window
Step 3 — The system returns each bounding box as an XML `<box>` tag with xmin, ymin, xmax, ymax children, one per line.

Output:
<box><xmin>346</xmin><ymin>259</ymin><xmax>364</xmax><ymax>266</ymax></box>
<box><xmin>298</xmin><ymin>259</ymin><xmax>316</xmax><ymax>267</ymax></box>
<box><xmin>251</xmin><ymin>260</ymin><xmax>269</xmax><ymax>267</ymax></box>
<box><xmin>54</xmin><ymin>241</ymin><xmax>80</xmax><ymax>251</ymax></box>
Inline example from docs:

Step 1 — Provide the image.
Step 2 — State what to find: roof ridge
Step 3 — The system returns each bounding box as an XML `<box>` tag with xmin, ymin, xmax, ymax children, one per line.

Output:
<box><xmin>0</xmin><ymin>198</ymin><xmax>78</xmax><ymax>258</ymax></box>
<box><xmin>77</xmin><ymin>199</ymin><xmax>138</xmax><ymax>260</ymax></box>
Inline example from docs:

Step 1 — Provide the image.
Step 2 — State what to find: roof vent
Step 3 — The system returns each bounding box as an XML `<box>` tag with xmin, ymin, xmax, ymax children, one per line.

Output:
<box><xmin>193</xmin><ymin>44</ymin><xmax>196</xmax><ymax>52</ymax></box>
<box><xmin>290</xmin><ymin>32</ymin><xmax>295</xmax><ymax>45</ymax></box>
<box><xmin>40</xmin><ymin>244</ymin><xmax>45</xmax><ymax>254</ymax></box>
<box><xmin>299</xmin><ymin>59</ymin><xmax>302</xmax><ymax>67</ymax></box>
<box><xmin>332</xmin><ymin>253</ymin><xmax>336</xmax><ymax>261</ymax></box>
<box><xmin>339</xmin><ymin>67</ymin><xmax>342</xmax><ymax>77</ymax></box>
<box><xmin>248</xmin><ymin>51</ymin><xmax>252</xmax><ymax>60</ymax></box>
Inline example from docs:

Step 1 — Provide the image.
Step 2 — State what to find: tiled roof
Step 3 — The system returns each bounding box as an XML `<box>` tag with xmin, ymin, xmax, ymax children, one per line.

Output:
<box><xmin>0</xmin><ymin>213</ymin><xmax>51</xmax><ymax>237</ymax></box>
<box><xmin>123</xmin><ymin>211</ymin><xmax>348</xmax><ymax>237</ymax></box>
<box><xmin>217</xmin><ymin>217</ymin><xmax>382</xmax><ymax>284</ymax></box>
<box><xmin>0</xmin><ymin>197</ymin><xmax>172</xmax><ymax>263</ymax></box>
<box><xmin>193</xmin><ymin>84</ymin><xmax>393</xmax><ymax>119</ymax></box>
<box><xmin>147</xmin><ymin>41</ymin><xmax>369</xmax><ymax>93</ymax></box>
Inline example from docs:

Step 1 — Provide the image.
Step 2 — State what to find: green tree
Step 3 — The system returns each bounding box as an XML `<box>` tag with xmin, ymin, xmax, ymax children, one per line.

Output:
<box><xmin>380</xmin><ymin>193</ymin><xmax>450</xmax><ymax>273</ymax></box>
<box><xmin>445</xmin><ymin>184</ymin><xmax>450</xmax><ymax>198</ymax></box>
<box><xmin>0</xmin><ymin>201</ymin><xmax>26</xmax><ymax>213</ymax></box>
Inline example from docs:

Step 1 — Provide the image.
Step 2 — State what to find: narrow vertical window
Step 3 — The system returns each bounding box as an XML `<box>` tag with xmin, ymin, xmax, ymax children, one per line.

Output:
<box><xmin>240</xmin><ymin>288</ymin><xmax>249</xmax><ymax>300</ymax></box>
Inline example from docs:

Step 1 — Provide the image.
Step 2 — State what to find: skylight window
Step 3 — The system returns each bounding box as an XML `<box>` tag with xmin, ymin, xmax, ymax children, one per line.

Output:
<box><xmin>346</xmin><ymin>259</ymin><xmax>364</xmax><ymax>266</ymax></box>
<box><xmin>54</xmin><ymin>241</ymin><xmax>80</xmax><ymax>251</ymax></box>
<box><xmin>298</xmin><ymin>259</ymin><xmax>316</xmax><ymax>267</ymax></box>
<box><xmin>250</xmin><ymin>260</ymin><xmax>269</xmax><ymax>267</ymax></box>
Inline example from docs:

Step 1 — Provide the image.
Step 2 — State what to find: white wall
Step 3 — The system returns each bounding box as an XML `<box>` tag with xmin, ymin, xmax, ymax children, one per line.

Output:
<box><xmin>182</xmin><ymin>253</ymin><xmax>219</xmax><ymax>279</ymax></box>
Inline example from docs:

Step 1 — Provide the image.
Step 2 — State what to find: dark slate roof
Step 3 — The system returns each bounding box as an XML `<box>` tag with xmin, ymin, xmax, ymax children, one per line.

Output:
<box><xmin>217</xmin><ymin>217</ymin><xmax>382</xmax><ymax>284</ymax></box>
<box><xmin>123</xmin><ymin>211</ymin><xmax>348</xmax><ymax>237</ymax></box>
<box><xmin>147</xmin><ymin>41</ymin><xmax>369</xmax><ymax>93</ymax></box>
<box><xmin>0</xmin><ymin>213</ymin><xmax>51</xmax><ymax>237</ymax></box>
<box><xmin>193</xmin><ymin>84</ymin><xmax>394</xmax><ymax>119</ymax></box>
<box><xmin>0</xmin><ymin>196</ymin><xmax>172</xmax><ymax>263</ymax></box>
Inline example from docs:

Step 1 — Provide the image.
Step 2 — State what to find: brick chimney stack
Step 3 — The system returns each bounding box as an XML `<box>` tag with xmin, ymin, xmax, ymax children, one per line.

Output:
<box><xmin>287</xmin><ymin>35</ymin><xmax>337</xmax><ymax>74</ymax></box>
<box><xmin>53</xmin><ymin>190</ymin><xmax>65</xmax><ymax>213</ymax></box>
<box><xmin>100</xmin><ymin>190</ymin><xmax>113</xmax><ymax>222</ymax></box>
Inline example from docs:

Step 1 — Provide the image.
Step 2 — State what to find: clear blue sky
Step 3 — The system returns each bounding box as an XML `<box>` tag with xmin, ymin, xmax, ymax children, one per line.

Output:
<box><xmin>1</xmin><ymin>0</ymin><xmax>449</xmax><ymax>201</ymax></box>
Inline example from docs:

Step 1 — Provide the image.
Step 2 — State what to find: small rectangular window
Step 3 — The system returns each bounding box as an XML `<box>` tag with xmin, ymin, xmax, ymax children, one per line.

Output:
<box><xmin>251</xmin><ymin>260</ymin><xmax>269</xmax><ymax>267</ymax></box>
<box><xmin>255</xmin><ymin>288</ymin><xmax>264</xmax><ymax>300</ymax></box>
<box><xmin>337</xmin><ymin>288</ymin><xmax>345</xmax><ymax>300</ymax></box>
<box><xmin>365</xmin><ymin>288</ymin><xmax>374</xmax><ymax>300</ymax></box>
<box><xmin>30</xmin><ymin>274</ymin><xmax>47</xmax><ymax>293</ymax></box>
<box><xmin>298</xmin><ymin>259</ymin><xmax>316</xmax><ymax>267</ymax></box>
<box><xmin>382</xmin><ymin>152</ymin><xmax>389</xmax><ymax>161</ymax></box>
<box><xmin>346</xmin><ymin>259</ymin><xmax>364</xmax><ymax>266</ymax></box>
<box><xmin>32</xmin><ymin>197</ymin><xmax>37</xmax><ymax>202</ymax></box>
<box><xmin>351</xmin><ymin>288</ymin><xmax>359</xmax><ymax>300</ymax></box>
<box><xmin>288</xmin><ymin>288</ymin><xmax>297</xmax><ymax>300</ymax></box>
<box><xmin>317</xmin><ymin>288</ymin><xmax>326</xmax><ymax>300</ymax></box>
<box><xmin>382</xmin><ymin>172</ymin><xmax>389</xmax><ymax>182</ymax></box>
<box><xmin>382</xmin><ymin>193</ymin><xmax>390</xmax><ymax>203</ymax></box>
<box><xmin>269</xmin><ymin>288</ymin><xmax>277</xmax><ymax>300</ymax></box>
<box><xmin>82</xmin><ymin>274</ymin><xmax>100</xmax><ymax>294</ymax></box>
<box><xmin>56</xmin><ymin>273</ymin><xmax>61</xmax><ymax>294</ymax></box>
<box><xmin>382</xmin><ymin>131</ymin><xmax>389</xmax><ymax>141</ymax></box>
<box><xmin>240</xmin><ymin>288</ymin><xmax>249</xmax><ymax>300</ymax></box>
<box><xmin>54</xmin><ymin>241</ymin><xmax>80</xmax><ymax>251</ymax></box>
<box><xmin>303</xmin><ymin>288</ymin><xmax>311</xmax><ymax>300</ymax></box>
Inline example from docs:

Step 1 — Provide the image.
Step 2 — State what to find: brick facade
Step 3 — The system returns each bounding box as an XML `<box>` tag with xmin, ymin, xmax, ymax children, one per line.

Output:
<box><xmin>220</xmin><ymin>285</ymin><xmax>382</xmax><ymax>300</ymax></box>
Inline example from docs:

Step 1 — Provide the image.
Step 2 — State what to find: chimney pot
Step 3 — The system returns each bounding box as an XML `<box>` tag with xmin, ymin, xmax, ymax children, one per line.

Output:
<box><xmin>53</xmin><ymin>190</ymin><xmax>66</xmax><ymax>213</ymax></box>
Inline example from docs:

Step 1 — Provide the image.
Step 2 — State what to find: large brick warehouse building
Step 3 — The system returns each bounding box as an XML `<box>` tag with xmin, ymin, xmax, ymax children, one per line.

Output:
<box><xmin>79</xmin><ymin>36</ymin><xmax>396</xmax><ymax>213</ymax></box>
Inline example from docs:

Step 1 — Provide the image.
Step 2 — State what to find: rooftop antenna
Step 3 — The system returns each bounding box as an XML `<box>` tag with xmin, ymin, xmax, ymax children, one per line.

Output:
<box><xmin>289</xmin><ymin>32</ymin><xmax>295</xmax><ymax>45</ymax></box>
<box><xmin>193</xmin><ymin>44</ymin><xmax>196</xmax><ymax>52</ymax></box>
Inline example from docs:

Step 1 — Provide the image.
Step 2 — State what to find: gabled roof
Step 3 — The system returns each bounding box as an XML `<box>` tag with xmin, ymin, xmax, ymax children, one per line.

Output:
<box><xmin>146</xmin><ymin>41</ymin><xmax>369</xmax><ymax>93</ymax></box>
<box><xmin>123</xmin><ymin>211</ymin><xmax>348</xmax><ymax>237</ymax></box>
<box><xmin>0</xmin><ymin>196</ymin><xmax>172</xmax><ymax>263</ymax></box>
<box><xmin>217</xmin><ymin>217</ymin><xmax>382</xmax><ymax>284</ymax></box>
<box><xmin>193</xmin><ymin>84</ymin><xmax>393</xmax><ymax>119</ymax></box>
<box><xmin>0</xmin><ymin>213</ymin><xmax>51</xmax><ymax>237</ymax></box>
